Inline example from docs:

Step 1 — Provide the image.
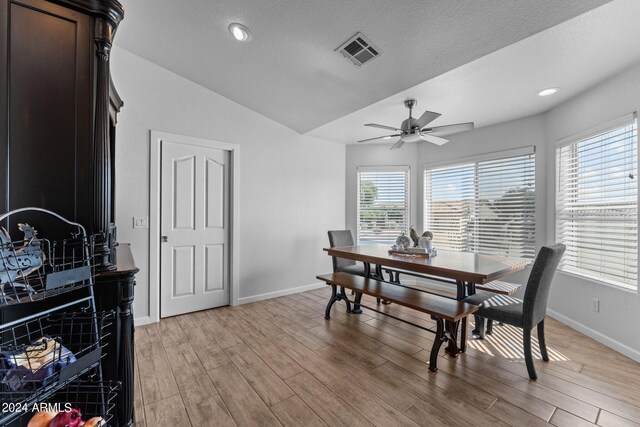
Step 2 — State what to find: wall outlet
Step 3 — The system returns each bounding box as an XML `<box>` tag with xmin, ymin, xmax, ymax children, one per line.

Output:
<box><xmin>133</xmin><ymin>216</ymin><xmax>148</xmax><ymax>229</ymax></box>
<box><xmin>591</xmin><ymin>298</ymin><xmax>600</xmax><ymax>312</ymax></box>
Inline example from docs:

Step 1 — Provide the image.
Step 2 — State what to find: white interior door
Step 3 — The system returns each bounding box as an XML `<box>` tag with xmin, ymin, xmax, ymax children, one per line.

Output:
<box><xmin>160</xmin><ymin>140</ymin><xmax>230</xmax><ymax>318</ymax></box>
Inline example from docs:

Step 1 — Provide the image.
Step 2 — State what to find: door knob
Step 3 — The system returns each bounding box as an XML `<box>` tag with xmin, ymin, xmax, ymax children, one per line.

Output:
<box><xmin>161</xmin><ymin>236</ymin><xmax>168</xmax><ymax>242</ymax></box>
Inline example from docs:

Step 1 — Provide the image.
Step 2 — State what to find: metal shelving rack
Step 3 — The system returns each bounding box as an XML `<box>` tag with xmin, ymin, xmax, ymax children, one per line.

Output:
<box><xmin>0</xmin><ymin>208</ymin><xmax>118</xmax><ymax>426</ymax></box>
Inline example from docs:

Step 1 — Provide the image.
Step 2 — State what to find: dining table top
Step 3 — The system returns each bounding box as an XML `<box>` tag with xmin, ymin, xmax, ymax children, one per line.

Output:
<box><xmin>324</xmin><ymin>244</ymin><xmax>531</xmax><ymax>284</ymax></box>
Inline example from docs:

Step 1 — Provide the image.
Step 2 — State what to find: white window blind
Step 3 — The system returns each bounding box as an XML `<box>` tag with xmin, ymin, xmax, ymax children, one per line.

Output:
<box><xmin>556</xmin><ymin>116</ymin><xmax>638</xmax><ymax>290</ymax></box>
<box><xmin>357</xmin><ymin>167</ymin><xmax>409</xmax><ymax>244</ymax></box>
<box><xmin>424</xmin><ymin>150</ymin><xmax>536</xmax><ymax>258</ymax></box>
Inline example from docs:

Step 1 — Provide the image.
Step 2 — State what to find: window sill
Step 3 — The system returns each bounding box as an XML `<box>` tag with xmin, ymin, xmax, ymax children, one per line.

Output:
<box><xmin>557</xmin><ymin>269</ymin><xmax>639</xmax><ymax>296</ymax></box>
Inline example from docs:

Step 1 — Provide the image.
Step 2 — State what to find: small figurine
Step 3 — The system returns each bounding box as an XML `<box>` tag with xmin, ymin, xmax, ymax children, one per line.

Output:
<box><xmin>0</xmin><ymin>223</ymin><xmax>43</xmax><ymax>300</ymax></box>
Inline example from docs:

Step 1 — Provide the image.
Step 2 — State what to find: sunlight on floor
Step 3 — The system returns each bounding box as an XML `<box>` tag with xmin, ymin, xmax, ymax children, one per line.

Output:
<box><xmin>468</xmin><ymin>322</ymin><xmax>569</xmax><ymax>362</ymax></box>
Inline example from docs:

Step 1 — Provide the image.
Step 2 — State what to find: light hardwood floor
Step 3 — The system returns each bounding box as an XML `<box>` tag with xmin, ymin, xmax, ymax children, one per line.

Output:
<box><xmin>134</xmin><ymin>287</ymin><xmax>640</xmax><ymax>427</ymax></box>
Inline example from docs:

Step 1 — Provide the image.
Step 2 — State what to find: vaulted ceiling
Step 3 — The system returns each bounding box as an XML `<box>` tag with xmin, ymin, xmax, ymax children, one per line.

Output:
<box><xmin>116</xmin><ymin>0</ymin><xmax>638</xmax><ymax>140</ymax></box>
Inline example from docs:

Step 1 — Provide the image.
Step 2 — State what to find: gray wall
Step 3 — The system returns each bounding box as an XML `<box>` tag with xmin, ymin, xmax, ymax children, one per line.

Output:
<box><xmin>345</xmin><ymin>63</ymin><xmax>640</xmax><ymax>360</ymax></box>
<box><xmin>111</xmin><ymin>47</ymin><xmax>346</xmax><ymax>322</ymax></box>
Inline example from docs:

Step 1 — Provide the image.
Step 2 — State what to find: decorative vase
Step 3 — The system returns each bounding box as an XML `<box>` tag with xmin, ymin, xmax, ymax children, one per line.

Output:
<box><xmin>418</xmin><ymin>237</ymin><xmax>433</xmax><ymax>252</ymax></box>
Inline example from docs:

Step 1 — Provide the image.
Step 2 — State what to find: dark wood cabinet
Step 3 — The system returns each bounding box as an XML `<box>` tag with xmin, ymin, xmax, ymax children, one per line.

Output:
<box><xmin>0</xmin><ymin>0</ymin><xmax>135</xmax><ymax>425</ymax></box>
<box><xmin>94</xmin><ymin>244</ymin><xmax>138</xmax><ymax>427</ymax></box>
<box><xmin>0</xmin><ymin>0</ymin><xmax>93</xmax><ymax>237</ymax></box>
<box><xmin>0</xmin><ymin>0</ymin><xmax>122</xmax><ymax>264</ymax></box>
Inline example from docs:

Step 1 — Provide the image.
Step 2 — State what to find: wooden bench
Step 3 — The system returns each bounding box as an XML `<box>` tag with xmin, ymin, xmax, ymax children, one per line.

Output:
<box><xmin>316</xmin><ymin>272</ymin><xmax>479</xmax><ymax>372</ymax></box>
<box><xmin>380</xmin><ymin>268</ymin><xmax>521</xmax><ymax>299</ymax></box>
<box><xmin>475</xmin><ymin>280</ymin><xmax>521</xmax><ymax>295</ymax></box>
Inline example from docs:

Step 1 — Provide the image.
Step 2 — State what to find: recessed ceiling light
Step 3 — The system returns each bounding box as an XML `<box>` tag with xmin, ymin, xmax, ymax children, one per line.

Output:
<box><xmin>537</xmin><ymin>87</ymin><xmax>559</xmax><ymax>97</ymax></box>
<box><xmin>228</xmin><ymin>23</ymin><xmax>251</xmax><ymax>42</ymax></box>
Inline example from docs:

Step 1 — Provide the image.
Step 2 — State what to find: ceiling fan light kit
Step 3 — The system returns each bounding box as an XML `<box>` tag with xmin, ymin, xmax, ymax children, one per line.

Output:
<box><xmin>357</xmin><ymin>99</ymin><xmax>474</xmax><ymax>150</ymax></box>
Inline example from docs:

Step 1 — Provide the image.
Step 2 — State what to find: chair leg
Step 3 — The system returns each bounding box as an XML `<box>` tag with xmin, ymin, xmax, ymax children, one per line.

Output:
<box><xmin>376</xmin><ymin>298</ymin><xmax>381</xmax><ymax>304</ymax></box>
<box><xmin>486</xmin><ymin>319</ymin><xmax>494</xmax><ymax>335</ymax></box>
<box><xmin>472</xmin><ymin>315</ymin><xmax>485</xmax><ymax>339</ymax></box>
<box><xmin>537</xmin><ymin>320</ymin><xmax>549</xmax><ymax>362</ymax></box>
<box><xmin>523</xmin><ymin>328</ymin><xmax>537</xmax><ymax>380</ymax></box>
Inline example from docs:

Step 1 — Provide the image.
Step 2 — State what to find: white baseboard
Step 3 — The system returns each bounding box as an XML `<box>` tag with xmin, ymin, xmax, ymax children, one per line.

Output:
<box><xmin>134</xmin><ymin>316</ymin><xmax>153</xmax><ymax>326</ymax></box>
<box><xmin>237</xmin><ymin>282</ymin><xmax>326</xmax><ymax>305</ymax></box>
<box><xmin>547</xmin><ymin>309</ymin><xmax>640</xmax><ymax>363</ymax></box>
<box><xmin>133</xmin><ymin>283</ymin><xmax>325</xmax><ymax>324</ymax></box>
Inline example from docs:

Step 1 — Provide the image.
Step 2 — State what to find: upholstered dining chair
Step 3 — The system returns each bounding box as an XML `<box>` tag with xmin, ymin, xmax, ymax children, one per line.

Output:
<box><xmin>464</xmin><ymin>244</ymin><xmax>566</xmax><ymax>380</ymax></box>
<box><xmin>327</xmin><ymin>230</ymin><xmax>366</xmax><ymax>276</ymax></box>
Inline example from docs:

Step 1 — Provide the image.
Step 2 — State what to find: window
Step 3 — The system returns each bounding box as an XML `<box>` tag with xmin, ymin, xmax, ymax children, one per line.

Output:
<box><xmin>424</xmin><ymin>148</ymin><xmax>536</xmax><ymax>258</ymax></box>
<box><xmin>357</xmin><ymin>166</ymin><xmax>410</xmax><ymax>244</ymax></box>
<box><xmin>556</xmin><ymin>115</ymin><xmax>638</xmax><ymax>290</ymax></box>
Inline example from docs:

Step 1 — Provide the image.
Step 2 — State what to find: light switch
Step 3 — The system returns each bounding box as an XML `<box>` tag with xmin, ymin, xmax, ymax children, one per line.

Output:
<box><xmin>133</xmin><ymin>216</ymin><xmax>148</xmax><ymax>229</ymax></box>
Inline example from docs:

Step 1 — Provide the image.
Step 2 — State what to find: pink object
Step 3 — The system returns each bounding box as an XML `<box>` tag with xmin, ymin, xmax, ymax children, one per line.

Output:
<box><xmin>47</xmin><ymin>409</ymin><xmax>82</xmax><ymax>427</ymax></box>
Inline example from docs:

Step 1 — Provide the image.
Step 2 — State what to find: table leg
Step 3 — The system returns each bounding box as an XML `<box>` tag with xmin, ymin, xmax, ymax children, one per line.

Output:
<box><xmin>375</xmin><ymin>263</ymin><xmax>392</xmax><ymax>305</ymax></box>
<box><xmin>386</xmin><ymin>269</ymin><xmax>396</xmax><ymax>283</ymax></box>
<box><xmin>456</xmin><ymin>280</ymin><xmax>466</xmax><ymax>300</ymax></box>
<box><xmin>466</xmin><ymin>281</ymin><xmax>476</xmax><ymax>296</ymax></box>
<box><xmin>429</xmin><ymin>318</ymin><xmax>446</xmax><ymax>372</ymax></box>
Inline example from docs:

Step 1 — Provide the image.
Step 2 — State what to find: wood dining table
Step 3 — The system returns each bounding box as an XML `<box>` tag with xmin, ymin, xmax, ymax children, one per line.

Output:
<box><xmin>324</xmin><ymin>244</ymin><xmax>531</xmax><ymax>304</ymax></box>
<box><xmin>323</xmin><ymin>244</ymin><xmax>531</xmax><ymax>358</ymax></box>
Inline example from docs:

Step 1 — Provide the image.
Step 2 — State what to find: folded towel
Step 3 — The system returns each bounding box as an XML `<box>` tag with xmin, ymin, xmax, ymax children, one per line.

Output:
<box><xmin>1</xmin><ymin>336</ymin><xmax>76</xmax><ymax>391</ymax></box>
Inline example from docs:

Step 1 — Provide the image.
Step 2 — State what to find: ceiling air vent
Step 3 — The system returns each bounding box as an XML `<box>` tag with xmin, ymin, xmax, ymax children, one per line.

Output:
<box><xmin>336</xmin><ymin>32</ymin><xmax>381</xmax><ymax>67</ymax></box>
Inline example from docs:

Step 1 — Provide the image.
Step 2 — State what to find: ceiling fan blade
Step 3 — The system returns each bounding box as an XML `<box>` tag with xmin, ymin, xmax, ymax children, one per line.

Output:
<box><xmin>357</xmin><ymin>134</ymin><xmax>402</xmax><ymax>143</ymax></box>
<box><xmin>389</xmin><ymin>139</ymin><xmax>406</xmax><ymax>150</ymax></box>
<box><xmin>365</xmin><ymin>123</ymin><xmax>402</xmax><ymax>132</ymax></box>
<box><xmin>420</xmin><ymin>134</ymin><xmax>449</xmax><ymax>145</ymax></box>
<box><xmin>414</xmin><ymin>110</ymin><xmax>441</xmax><ymax>129</ymax></box>
<box><xmin>422</xmin><ymin>122</ymin><xmax>474</xmax><ymax>136</ymax></box>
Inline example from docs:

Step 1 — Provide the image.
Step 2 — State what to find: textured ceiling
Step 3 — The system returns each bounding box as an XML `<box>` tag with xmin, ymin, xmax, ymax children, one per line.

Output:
<box><xmin>115</xmin><ymin>0</ymin><xmax>612</xmax><ymax>134</ymax></box>
<box><xmin>309</xmin><ymin>0</ymin><xmax>640</xmax><ymax>144</ymax></box>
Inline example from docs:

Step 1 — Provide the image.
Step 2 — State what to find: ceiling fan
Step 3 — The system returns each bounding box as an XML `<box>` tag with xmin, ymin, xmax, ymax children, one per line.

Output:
<box><xmin>357</xmin><ymin>99</ymin><xmax>474</xmax><ymax>150</ymax></box>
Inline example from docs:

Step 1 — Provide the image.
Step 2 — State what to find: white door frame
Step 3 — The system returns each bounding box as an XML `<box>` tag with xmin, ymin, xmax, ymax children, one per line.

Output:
<box><xmin>149</xmin><ymin>131</ymin><xmax>240</xmax><ymax>323</ymax></box>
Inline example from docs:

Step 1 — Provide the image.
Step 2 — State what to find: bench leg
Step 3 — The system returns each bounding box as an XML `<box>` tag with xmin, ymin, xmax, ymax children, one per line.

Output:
<box><xmin>444</xmin><ymin>320</ymin><xmax>460</xmax><ymax>357</ymax></box>
<box><xmin>460</xmin><ymin>317</ymin><xmax>468</xmax><ymax>353</ymax></box>
<box><xmin>324</xmin><ymin>285</ymin><xmax>338</xmax><ymax>319</ymax></box>
<box><xmin>352</xmin><ymin>292</ymin><xmax>363</xmax><ymax>314</ymax></box>
<box><xmin>429</xmin><ymin>318</ymin><xmax>446</xmax><ymax>372</ymax></box>
<box><xmin>324</xmin><ymin>284</ymin><xmax>352</xmax><ymax>319</ymax></box>
<box><xmin>340</xmin><ymin>287</ymin><xmax>352</xmax><ymax>313</ymax></box>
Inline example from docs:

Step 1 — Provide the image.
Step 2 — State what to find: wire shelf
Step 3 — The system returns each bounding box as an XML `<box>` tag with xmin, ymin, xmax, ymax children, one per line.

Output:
<box><xmin>5</xmin><ymin>380</ymin><xmax>120</xmax><ymax>427</ymax></box>
<box><xmin>0</xmin><ymin>300</ymin><xmax>112</xmax><ymax>418</ymax></box>
<box><xmin>0</xmin><ymin>208</ymin><xmax>100</xmax><ymax>307</ymax></box>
